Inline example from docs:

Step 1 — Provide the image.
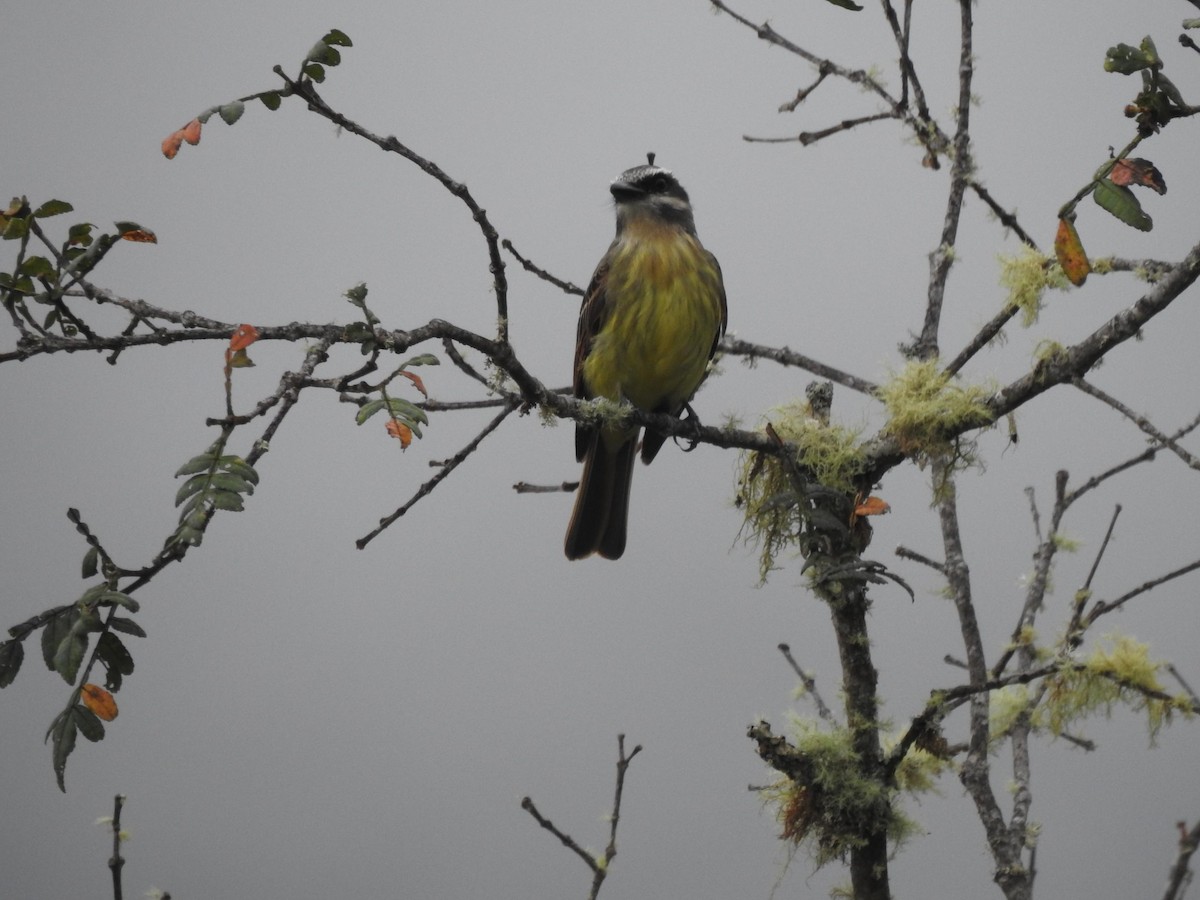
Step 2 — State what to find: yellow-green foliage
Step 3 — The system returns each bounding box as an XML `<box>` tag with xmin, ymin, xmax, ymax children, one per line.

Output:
<box><xmin>1037</xmin><ymin>635</ymin><xmax>1192</xmax><ymax>743</ymax></box>
<box><xmin>761</xmin><ymin>722</ymin><xmax>913</xmax><ymax>867</ymax></box>
<box><xmin>576</xmin><ymin>396</ymin><xmax>632</xmax><ymax>430</ymax></box>
<box><xmin>877</xmin><ymin>360</ymin><xmax>993</xmax><ymax>461</ymax></box>
<box><xmin>884</xmin><ymin>737</ymin><xmax>952</xmax><ymax>795</ymax></box>
<box><xmin>737</xmin><ymin>402</ymin><xmax>866</xmax><ymax>582</ymax></box>
<box><xmin>998</xmin><ymin>246</ymin><xmax>1070</xmax><ymax>327</ymax></box>
<box><xmin>1033</xmin><ymin>340</ymin><xmax>1068</xmax><ymax>365</ymax></box>
<box><xmin>989</xmin><ymin>685</ymin><xmax>1032</xmax><ymax>740</ymax></box>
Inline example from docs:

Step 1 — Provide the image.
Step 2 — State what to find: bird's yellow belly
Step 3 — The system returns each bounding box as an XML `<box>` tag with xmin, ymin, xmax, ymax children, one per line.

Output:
<box><xmin>583</xmin><ymin>238</ymin><xmax>723</xmax><ymax>414</ymax></box>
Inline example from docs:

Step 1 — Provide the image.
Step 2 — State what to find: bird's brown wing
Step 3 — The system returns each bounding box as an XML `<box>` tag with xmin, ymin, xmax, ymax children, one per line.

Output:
<box><xmin>573</xmin><ymin>252</ymin><xmax>613</xmax><ymax>462</ymax></box>
<box><xmin>707</xmin><ymin>249</ymin><xmax>729</xmax><ymax>358</ymax></box>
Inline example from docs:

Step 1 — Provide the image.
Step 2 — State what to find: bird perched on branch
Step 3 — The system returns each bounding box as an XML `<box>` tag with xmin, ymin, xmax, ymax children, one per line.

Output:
<box><xmin>564</xmin><ymin>157</ymin><xmax>727</xmax><ymax>560</ymax></box>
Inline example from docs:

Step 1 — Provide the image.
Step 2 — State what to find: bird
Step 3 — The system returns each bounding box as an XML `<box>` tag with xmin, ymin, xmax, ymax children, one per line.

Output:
<box><xmin>564</xmin><ymin>158</ymin><xmax>727</xmax><ymax>560</ymax></box>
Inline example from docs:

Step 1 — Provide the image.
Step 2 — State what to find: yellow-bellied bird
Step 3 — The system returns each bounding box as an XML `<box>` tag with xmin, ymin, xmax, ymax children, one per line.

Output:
<box><xmin>565</xmin><ymin>161</ymin><xmax>727</xmax><ymax>560</ymax></box>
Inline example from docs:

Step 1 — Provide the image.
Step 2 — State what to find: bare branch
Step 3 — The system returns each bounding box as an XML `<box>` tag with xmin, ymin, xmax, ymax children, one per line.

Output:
<box><xmin>912</xmin><ymin>0</ymin><xmax>975</xmax><ymax>361</ymax></box>
<box><xmin>1074</xmin><ymin>378</ymin><xmax>1200</xmax><ymax>471</ymax></box>
<box><xmin>1162</xmin><ymin>820</ymin><xmax>1200</xmax><ymax>900</ymax></box>
<box><xmin>777</xmin><ymin>643</ymin><xmax>835</xmax><ymax>722</ymax></box>
<box><xmin>522</xmin><ymin>735</ymin><xmax>642</xmax><ymax>900</ymax></box>
<box><xmin>502</xmin><ymin>238</ymin><xmax>585</xmax><ymax>296</ymax></box>
<box><xmin>355</xmin><ymin>398</ymin><xmax>519</xmax><ymax>549</ymax></box>
<box><xmin>721</xmin><ymin>336</ymin><xmax>879</xmax><ymax>396</ymax></box>
<box><xmin>894</xmin><ymin>544</ymin><xmax>946</xmax><ymax>574</ymax></box>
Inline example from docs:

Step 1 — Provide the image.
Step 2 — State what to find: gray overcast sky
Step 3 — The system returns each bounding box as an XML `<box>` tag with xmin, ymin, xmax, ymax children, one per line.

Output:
<box><xmin>3</xmin><ymin>2</ymin><xmax>1199</xmax><ymax>898</ymax></box>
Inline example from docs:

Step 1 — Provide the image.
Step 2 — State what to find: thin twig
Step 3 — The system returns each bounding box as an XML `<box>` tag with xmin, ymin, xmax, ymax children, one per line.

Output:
<box><xmin>355</xmin><ymin>399</ymin><xmax>519</xmax><ymax>549</ymax></box>
<box><xmin>502</xmin><ymin>238</ymin><xmax>585</xmax><ymax>296</ymax></box>
<box><xmin>109</xmin><ymin>794</ymin><xmax>125</xmax><ymax>900</ymax></box>
<box><xmin>522</xmin><ymin>735</ymin><xmax>642</xmax><ymax>900</ymax></box>
<box><xmin>1074</xmin><ymin>378</ymin><xmax>1200</xmax><ymax>471</ymax></box>
<box><xmin>1162</xmin><ymin>820</ymin><xmax>1200</xmax><ymax>900</ymax></box>
<box><xmin>894</xmin><ymin>545</ymin><xmax>946</xmax><ymax>574</ymax></box>
<box><xmin>777</xmin><ymin>643</ymin><xmax>835</xmax><ymax>721</ymax></box>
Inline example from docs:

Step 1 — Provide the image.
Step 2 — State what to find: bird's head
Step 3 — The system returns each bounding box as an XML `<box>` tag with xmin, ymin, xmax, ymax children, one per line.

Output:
<box><xmin>610</xmin><ymin>163</ymin><xmax>696</xmax><ymax>235</ymax></box>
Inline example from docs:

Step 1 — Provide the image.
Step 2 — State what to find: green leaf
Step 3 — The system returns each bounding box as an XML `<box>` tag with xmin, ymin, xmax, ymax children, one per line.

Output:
<box><xmin>172</xmin><ymin>524</ymin><xmax>204</xmax><ymax>547</ymax></box>
<box><xmin>46</xmin><ymin>707</ymin><xmax>77</xmax><ymax>792</ymax></box>
<box><xmin>109</xmin><ymin>617</ymin><xmax>147</xmax><ymax>639</ymax></box>
<box><xmin>99</xmin><ymin>590</ymin><xmax>139</xmax><ymax>613</ymax></box>
<box><xmin>306</xmin><ymin>41</ymin><xmax>341</xmax><ymax>66</ymax></box>
<box><xmin>209</xmin><ymin>490</ymin><xmax>245</xmax><ymax>512</ymax></box>
<box><xmin>81</xmin><ymin>546</ymin><xmax>99</xmax><ymax>579</ymax></box>
<box><xmin>344</xmin><ymin>282</ymin><xmax>368</xmax><ymax>304</ymax></box>
<box><xmin>41</xmin><ymin>608</ymin><xmax>77</xmax><ymax>670</ymax></box>
<box><xmin>260</xmin><ymin>90</ymin><xmax>282</xmax><ymax>111</ymax></box>
<box><xmin>98</xmin><ymin>631</ymin><xmax>135</xmax><ymax>674</ymax></box>
<box><xmin>1184</xmin><ymin>18</ymin><xmax>1200</xmax><ymax>29</ymax></box>
<box><xmin>0</xmin><ymin>639</ymin><xmax>24</xmax><ymax>688</ymax></box>
<box><xmin>387</xmin><ymin>397</ymin><xmax>429</xmax><ymax>425</ymax></box>
<box><xmin>3</xmin><ymin>216</ymin><xmax>29</xmax><ymax>240</ymax></box>
<box><xmin>74</xmin><ymin>704</ymin><xmax>106</xmax><ymax>742</ymax></box>
<box><xmin>402</xmin><ymin>353</ymin><xmax>440</xmax><ymax>367</ymax></box>
<box><xmin>1104</xmin><ymin>37</ymin><xmax>1159</xmax><ymax>74</ymax></box>
<box><xmin>175</xmin><ymin>452</ymin><xmax>218</xmax><ymax>477</ymax></box>
<box><xmin>33</xmin><ymin>199</ymin><xmax>74</xmax><ymax>218</ymax></box>
<box><xmin>175</xmin><ymin>473</ymin><xmax>211</xmax><ymax>506</ymax></box>
<box><xmin>303</xmin><ymin>62</ymin><xmax>326</xmax><ymax>83</ymax></box>
<box><xmin>67</xmin><ymin>222</ymin><xmax>95</xmax><ymax>246</ymax></box>
<box><xmin>52</xmin><ymin>626</ymin><xmax>88</xmax><ymax>684</ymax></box>
<box><xmin>1155</xmin><ymin>73</ymin><xmax>1187</xmax><ymax>111</ymax></box>
<box><xmin>356</xmin><ymin>398</ymin><xmax>388</xmax><ymax>425</ymax></box>
<box><xmin>112</xmin><ymin>220</ymin><xmax>147</xmax><ymax>235</ymax></box>
<box><xmin>218</xmin><ymin>456</ymin><xmax>259</xmax><ymax>484</ymax></box>
<box><xmin>219</xmin><ymin>101</ymin><xmax>246</xmax><ymax>125</ymax></box>
<box><xmin>209</xmin><ymin>472</ymin><xmax>254</xmax><ymax>494</ymax></box>
<box><xmin>1093</xmin><ymin>180</ymin><xmax>1153</xmax><ymax>231</ymax></box>
<box><xmin>823</xmin><ymin>0</ymin><xmax>863</xmax><ymax>8</ymax></box>
<box><xmin>322</xmin><ymin>28</ymin><xmax>353</xmax><ymax>47</ymax></box>
<box><xmin>19</xmin><ymin>255</ymin><xmax>54</xmax><ymax>278</ymax></box>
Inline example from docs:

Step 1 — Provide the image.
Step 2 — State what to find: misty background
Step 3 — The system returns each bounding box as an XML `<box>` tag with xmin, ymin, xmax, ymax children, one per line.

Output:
<box><xmin>3</xmin><ymin>2</ymin><xmax>1199</xmax><ymax>898</ymax></box>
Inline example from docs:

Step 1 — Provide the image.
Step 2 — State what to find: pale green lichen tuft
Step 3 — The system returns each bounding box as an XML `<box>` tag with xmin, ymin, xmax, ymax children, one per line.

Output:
<box><xmin>1052</xmin><ymin>533</ymin><xmax>1081</xmax><ymax>553</ymax></box>
<box><xmin>877</xmin><ymin>360</ymin><xmax>993</xmax><ymax>465</ymax></box>
<box><xmin>760</xmin><ymin>721</ymin><xmax>917</xmax><ymax>869</ymax></box>
<box><xmin>998</xmin><ymin>246</ymin><xmax>1071</xmax><ymax>327</ymax></box>
<box><xmin>1035</xmin><ymin>634</ymin><xmax>1193</xmax><ymax>743</ymax></box>
<box><xmin>736</xmin><ymin>401</ymin><xmax>867</xmax><ymax>582</ymax></box>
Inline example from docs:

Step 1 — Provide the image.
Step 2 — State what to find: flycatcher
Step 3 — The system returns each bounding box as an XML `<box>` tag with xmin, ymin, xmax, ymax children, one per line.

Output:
<box><xmin>564</xmin><ymin>160</ymin><xmax>727</xmax><ymax>560</ymax></box>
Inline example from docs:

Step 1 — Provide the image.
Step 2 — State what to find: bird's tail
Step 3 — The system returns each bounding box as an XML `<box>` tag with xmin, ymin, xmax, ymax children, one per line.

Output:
<box><xmin>564</xmin><ymin>432</ymin><xmax>638</xmax><ymax>560</ymax></box>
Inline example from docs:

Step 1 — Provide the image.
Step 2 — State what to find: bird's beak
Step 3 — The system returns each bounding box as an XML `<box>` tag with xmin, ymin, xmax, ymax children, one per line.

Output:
<box><xmin>610</xmin><ymin>180</ymin><xmax>644</xmax><ymax>202</ymax></box>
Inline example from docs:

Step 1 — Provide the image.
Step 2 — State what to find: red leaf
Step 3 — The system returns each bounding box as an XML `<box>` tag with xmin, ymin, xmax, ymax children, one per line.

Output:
<box><xmin>161</xmin><ymin>130</ymin><xmax>184</xmax><ymax>160</ymax></box>
<box><xmin>397</xmin><ymin>369</ymin><xmax>428</xmax><ymax>398</ymax></box>
<box><xmin>1110</xmin><ymin>157</ymin><xmax>1166</xmax><ymax>195</ymax></box>
<box><xmin>228</xmin><ymin>323</ymin><xmax>260</xmax><ymax>352</ymax></box>
<box><xmin>181</xmin><ymin>118</ymin><xmax>203</xmax><ymax>146</ymax></box>
<box><xmin>120</xmin><ymin>228</ymin><xmax>158</xmax><ymax>244</ymax></box>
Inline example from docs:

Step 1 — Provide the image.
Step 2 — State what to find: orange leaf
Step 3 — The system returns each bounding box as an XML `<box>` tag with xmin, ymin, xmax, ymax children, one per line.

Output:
<box><xmin>386</xmin><ymin>419</ymin><xmax>413</xmax><ymax>448</ymax></box>
<box><xmin>81</xmin><ymin>683</ymin><xmax>119</xmax><ymax>721</ymax></box>
<box><xmin>162</xmin><ymin>130</ymin><xmax>184</xmax><ymax>160</ymax></box>
<box><xmin>120</xmin><ymin>228</ymin><xmax>158</xmax><ymax>244</ymax></box>
<box><xmin>397</xmin><ymin>369</ymin><xmax>428</xmax><ymax>398</ymax></box>
<box><xmin>1054</xmin><ymin>217</ymin><xmax>1090</xmax><ymax>287</ymax></box>
<box><xmin>853</xmin><ymin>496</ymin><xmax>891</xmax><ymax>518</ymax></box>
<box><xmin>181</xmin><ymin>118</ymin><xmax>203</xmax><ymax>146</ymax></box>
<box><xmin>228</xmin><ymin>323</ymin><xmax>260</xmax><ymax>352</ymax></box>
